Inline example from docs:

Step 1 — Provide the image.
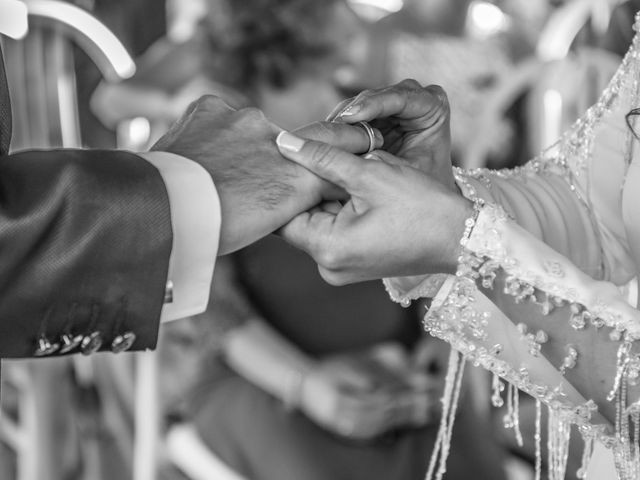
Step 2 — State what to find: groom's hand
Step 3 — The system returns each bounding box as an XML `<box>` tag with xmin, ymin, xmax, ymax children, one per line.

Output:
<box><xmin>152</xmin><ymin>95</ymin><xmax>382</xmax><ymax>254</ymax></box>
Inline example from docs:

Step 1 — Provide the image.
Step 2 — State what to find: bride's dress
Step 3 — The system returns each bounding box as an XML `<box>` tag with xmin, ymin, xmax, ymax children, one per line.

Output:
<box><xmin>385</xmin><ymin>14</ymin><xmax>640</xmax><ymax>480</ymax></box>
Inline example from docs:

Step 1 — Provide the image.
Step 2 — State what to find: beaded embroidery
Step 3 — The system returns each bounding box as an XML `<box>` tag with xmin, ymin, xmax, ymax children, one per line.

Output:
<box><xmin>388</xmin><ymin>12</ymin><xmax>640</xmax><ymax>480</ymax></box>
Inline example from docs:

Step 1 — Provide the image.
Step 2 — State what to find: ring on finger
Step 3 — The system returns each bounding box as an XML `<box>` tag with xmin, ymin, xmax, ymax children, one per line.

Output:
<box><xmin>356</xmin><ymin>121</ymin><xmax>376</xmax><ymax>154</ymax></box>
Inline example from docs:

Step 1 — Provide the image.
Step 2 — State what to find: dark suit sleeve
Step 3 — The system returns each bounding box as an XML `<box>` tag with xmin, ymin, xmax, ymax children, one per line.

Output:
<box><xmin>0</xmin><ymin>148</ymin><xmax>173</xmax><ymax>357</ymax></box>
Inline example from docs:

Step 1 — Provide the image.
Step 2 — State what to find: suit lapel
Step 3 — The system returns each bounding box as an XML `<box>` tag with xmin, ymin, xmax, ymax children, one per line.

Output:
<box><xmin>0</xmin><ymin>42</ymin><xmax>12</xmax><ymax>155</ymax></box>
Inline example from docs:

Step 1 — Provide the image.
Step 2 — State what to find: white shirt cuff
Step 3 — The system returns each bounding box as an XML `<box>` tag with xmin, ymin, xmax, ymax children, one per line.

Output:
<box><xmin>139</xmin><ymin>151</ymin><xmax>220</xmax><ymax>322</ymax></box>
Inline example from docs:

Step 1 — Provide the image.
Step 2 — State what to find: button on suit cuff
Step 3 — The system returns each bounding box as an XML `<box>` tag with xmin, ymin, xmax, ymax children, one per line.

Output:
<box><xmin>164</xmin><ymin>280</ymin><xmax>174</xmax><ymax>304</ymax></box>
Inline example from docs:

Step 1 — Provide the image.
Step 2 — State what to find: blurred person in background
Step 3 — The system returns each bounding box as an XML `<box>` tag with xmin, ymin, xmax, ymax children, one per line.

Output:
<box><xmin>91</xmin><ymin>0</ymin><xmax>367</xmax><ymax>142</ymax></box>
<box><xmin>159</xmin><ymin>258</ymin><xmax>442</xmax><ymax>480</ymax></box>
<box><xmin>198</xmin><ymin>0</ymin><xmax>366</xmax><ymax>129</ymax></box>
<box><xmin>158</xmin><ymin>258</ymin><xmax>506</xmax><ymax>480</ymax></box>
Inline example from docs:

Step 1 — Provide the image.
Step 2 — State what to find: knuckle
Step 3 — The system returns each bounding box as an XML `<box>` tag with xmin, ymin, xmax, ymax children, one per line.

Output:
<box><xmin>184</xmin><ymin>98</ymin><xmax>200</xmax><ymax>115</ymax></box>
<box><xmin>234</xmin><ymin>107</ymin><xmax>272</xmax><ymax>131</ymax></box>
<box><xmin>393</xmin><ymin>80</ymin><xmax>422</xmax><ymax>108</ymax></box>
<box><xmin>239</xmin><ymin>106</ymin><xmax>266</xmax><ymax>122</ymax></box>
<box><xmin>312</xmin><ymin>121</ymin><xmax>336</xmax><ymax>142</ymax></box>
<box><xmin>355</xmin><ymin>88</ymin><xmax>376</xmax><ymax>102</ymax></box>
<box><xmin>310</xmin><ymin>142</ymin><xmax>339</xmax><ymax>169</ymax></box>
<box><xmin>427</xmin><ymin>83</ymin><xmax>446</xmax><ymax>95</ymax></box>
<box><xmin>385</xmin><ymin>84</ymin><xmax>402</xmax><ymax>99</ymax></box>
<box><xmin>362</xmin><ymin>159</ymin><xmax>384</xmax><ymax>177</ymax></box>
<box><xmin>196</xmin><ymin>94</ymin><xmax>226</xmax><ymax>110</ymax></box>
<box><xmin>398</xmin><ymin>78</ymin><xmax>422</xmax><ymax>89</ymax></box>
<box><xmin>316</xmin><ymin>245</ymin><xmax>341</xmax><ymax>269</ymax></box>
<box><xmin>426</xmin><ymin>84</ymin><xmax>450</xmax><ymax>107</ymax></box>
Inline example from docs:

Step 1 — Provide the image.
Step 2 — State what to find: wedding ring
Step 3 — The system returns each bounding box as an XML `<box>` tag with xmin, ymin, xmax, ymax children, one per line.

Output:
<box><xmin>357</xmin><ymin>121</ymin><xmax>376</xmax><ymax>154</ymax></box>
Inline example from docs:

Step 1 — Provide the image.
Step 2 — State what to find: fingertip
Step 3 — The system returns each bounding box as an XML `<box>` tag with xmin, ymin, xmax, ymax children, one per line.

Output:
<box><xmin>326</xmin><ymin>98</ymin><xmax>354</xmax><ymax>123</ymax></box>
<box><xmin>337</xmin><ymin>103</ymin><xmax>362</xmax><ymax>120</ymax></box>
<box><xmin>327</xmin><ymin>112</ymin><xmax>347</xmax><ymax>123</ymax></box>
<box><xmin>276</xmin><ymin>131</ymin><xmax>306</xmax><ymax>153</ymax></box>
<box><xmin>278</xmin><ymin>214</ymin><xmax>309</xmax><ymax>250</ymax></box>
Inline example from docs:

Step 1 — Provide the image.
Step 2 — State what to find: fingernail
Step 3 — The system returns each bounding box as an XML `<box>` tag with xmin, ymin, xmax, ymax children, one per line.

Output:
<box><xmin>364</xmin><ymin>152</ymin><xmax>379</xmax><ymax>161</ymax></box>
<box><xmin>276</xmin><ymin>131</ymin><xmax>305</xmax><ymax>152</ymax></box>
<box><xmin>338</xmin><ymin>103</ymin><xmax>361</xmax><ymax>118</ymax></box>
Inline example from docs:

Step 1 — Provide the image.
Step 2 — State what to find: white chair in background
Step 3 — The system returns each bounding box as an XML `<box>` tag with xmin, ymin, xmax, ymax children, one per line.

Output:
<box><xmin>461</xmin><ymin>0</ymin><xmax>624</xmax><ymax>170</ymax></box>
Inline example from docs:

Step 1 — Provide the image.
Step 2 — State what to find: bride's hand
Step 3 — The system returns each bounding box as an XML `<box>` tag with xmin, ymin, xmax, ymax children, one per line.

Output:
<box><xmin>327</xmin><ymin>79</ymin><xmax>456</xmax><ymax>192</ymax></box>
<box><xmin>275</xmin><ymin>131</ymin><xmax>473</xmax><ymax>284</ymax></box>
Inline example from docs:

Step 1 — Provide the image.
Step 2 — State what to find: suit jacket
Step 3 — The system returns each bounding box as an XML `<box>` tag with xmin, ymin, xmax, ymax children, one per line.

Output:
<box><xmin>0</xmin><ymin>44</ymin><xmax>172</xmax><ymax>358</ymax></box>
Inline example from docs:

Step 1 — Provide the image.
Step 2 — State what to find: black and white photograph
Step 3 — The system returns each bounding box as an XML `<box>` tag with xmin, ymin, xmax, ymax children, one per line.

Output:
<box><xmin>2</xmin><ymin>1</ymin><xmax>640</xmax><ymax>479</ymax></box>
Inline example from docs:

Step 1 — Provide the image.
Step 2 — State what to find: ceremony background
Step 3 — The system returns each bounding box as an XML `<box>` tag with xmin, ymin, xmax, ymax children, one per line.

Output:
<box><xmin>1</xmin><ymin>1</ymin><xmax>638</xmax><ymax>479</ymax></box>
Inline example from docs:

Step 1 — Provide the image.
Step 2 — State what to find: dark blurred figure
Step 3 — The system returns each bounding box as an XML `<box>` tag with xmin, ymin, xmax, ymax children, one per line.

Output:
<box><xmin>92</xmin><ymin>0</ymin><xmax>365</xmax><ymax>139</ymax></box>
<box><xmin>199</xmin><ymin>0</ymin><xmax>365</xmax><ymax>129</ymax></box>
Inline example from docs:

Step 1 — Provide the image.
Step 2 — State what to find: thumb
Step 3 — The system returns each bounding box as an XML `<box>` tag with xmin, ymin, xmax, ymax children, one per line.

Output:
<box><xmin>278</xmin><ymin>209</ymin><xmax>335</xmax><ymax>260</ymax></box>
<box><xmin>276</xmin><ymin>131</ymin><xmax>368</xmax><ymax>193</ymax></box>
<box><xmin>402</xmin><ymin>130</ymin><xmax>456</xmax><ymax>192</ymax></box>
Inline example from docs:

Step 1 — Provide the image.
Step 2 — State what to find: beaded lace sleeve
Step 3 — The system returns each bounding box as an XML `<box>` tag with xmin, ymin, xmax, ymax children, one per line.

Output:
<box><xmin>385</xmin><ymin>14</ymin><xmax>640</xmax><ymax>480</ymax></box>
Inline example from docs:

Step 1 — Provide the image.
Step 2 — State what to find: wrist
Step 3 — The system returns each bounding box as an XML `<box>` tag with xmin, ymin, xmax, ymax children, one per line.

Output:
<box><xmin>283</xmin><ymin>356</ymin><xmax>316</xmax><ymax>412</ymax></box>
<box><xmin>283</xmin><ymin>367</ymin><xmax>309</xmax><ymax>411</ymax></box>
